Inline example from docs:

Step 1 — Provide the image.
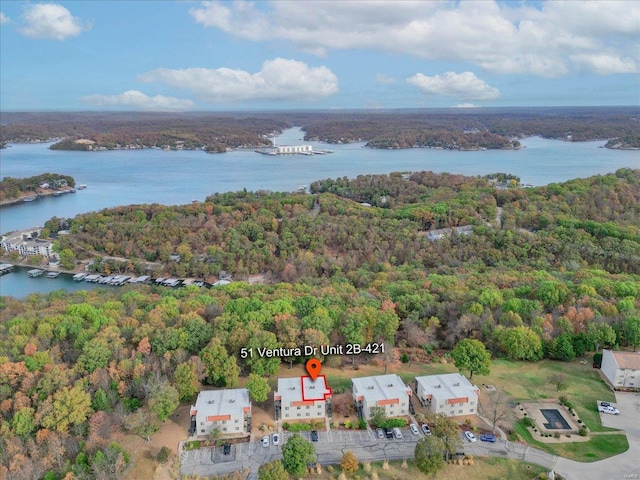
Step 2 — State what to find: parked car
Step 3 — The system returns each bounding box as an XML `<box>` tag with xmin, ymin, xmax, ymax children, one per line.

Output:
<box><xmin>272</xmin><ymin>433</ymin><xmax>280</xmax><ymax>446</ymax></box>
<box><xmin>464</xmin><ymin>431</ymin><xmax>477</xmax><ymax>442</ymax></box>
<box><xmin>410</xmin><ymin>423</ymin><xmax>420</xmax><ymax>435</ymax></box>
<box><xmin>311</xmin><ymin>430</ymin><xmax>319</xmax><ymax>442</ymax></box>
<box><xmin>421</xmin><ymin>424</ymin><xmax>431</xmax><ymax>435</ymax></box>
<box><xmin>393</xmin><ymin>427</ymin><xmax>403</xmax><ymax>439</ymax></box>
<box><xmin>480</xmin><ymin>433</ymin><xmax>496</xmax><ymax>442</ymax></box>
<box><xmin>262</xmin><ymin>436</ymin><xmax>270</xmax><ymax>447</ymax></box>
<box><xmin>598</xmin><ymin>405</ymin><xmax>620</xmax><ymax>415</ymax></box>
<box><xmin>376</xmin><ymin>428</ymin><xmax>384</xmax><ymax>439</ymax></box>
<box><xmin>384</xmin><ymin>428</ymin><xmax>394</xmax><ymax>439</ymax></box>
<box><xmin>223</xmin><ymin>444</ymin><xmax>231</xmax><ymax>455</ymax></box>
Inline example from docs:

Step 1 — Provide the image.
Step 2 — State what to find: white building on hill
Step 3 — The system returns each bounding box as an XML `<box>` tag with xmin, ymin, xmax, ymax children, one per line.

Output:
<box><xmin>415</xmin><ymin>373</ymin><xmax>479</xmax><ymax>417</ymax></box>
<box><xmin>190</xmin><ymin>389</ymin><xmax>251</xmax><ymax>437</ymax></box>
<box><xmin>351</xmin><ymin>374</ymin><xmax>412</xmax><ymax>420</ymax></box>
<box><xmin>601</xmin><ymin>349</ymin><xmax>640</xmax><ymax>389</ymax></box>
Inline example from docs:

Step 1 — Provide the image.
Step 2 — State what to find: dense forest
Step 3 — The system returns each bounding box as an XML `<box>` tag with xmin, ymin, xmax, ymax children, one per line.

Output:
<box><xmin>1</xmin><ymin>107</ymin><xmax>638</xmax><ymax>152</ymax></box>
<box><xmin>0</xmin><ymin>174</ymin><xmax>76</xmax><ymax>203</ymax></box>
<box><xmin>1</xmin><ymin>169</ymin><xmax>639</xmax><ymax>479</ymax></box>
<box><xmin>48</xmin><ymin>169</ymin><xmax>640</xmax><ymax>279</ymax></box>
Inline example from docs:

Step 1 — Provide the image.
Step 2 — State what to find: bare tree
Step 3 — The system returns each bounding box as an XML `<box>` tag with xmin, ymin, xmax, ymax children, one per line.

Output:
<box><xmin>481</xmin><ymin>389</ymin><xmax>515</xmax><ymax>433</ymax></box>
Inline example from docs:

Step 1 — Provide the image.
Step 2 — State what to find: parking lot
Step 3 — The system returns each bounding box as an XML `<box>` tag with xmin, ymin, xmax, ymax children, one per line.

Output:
<box><xmin>181</xmin><ymin>427</ymin><xmax>425</xmax><ymax>477</ymax></box>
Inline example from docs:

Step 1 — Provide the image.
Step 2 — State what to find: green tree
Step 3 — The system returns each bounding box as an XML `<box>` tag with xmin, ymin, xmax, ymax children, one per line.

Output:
<box><xmin>258</xmin><ymin>460</ymin><xmax>289</xmax><ymax>480</ymax></box>
<box><xmin>201</xmin><ymin>338</ymin><xmax>240</xmax><ymax>387</ymax></box>
<box><xmin>41</xmin><ymin>384</ymin><xmax>92</xmax><ymax>433</ymax></box>
<box><xmin>282</xmin><ymin>434</ymin><xmax>315</xmax><ymax>475</ymax></box>
<box><xmin>414</xmin><ymin>435</ymin><xmax>445</xmax><ymax>476</ymax></box>
<box><xmin>495</xmin><ymin>326</ymin><xmax>543</xmax><ymax>361</ymax></box>
<box><xmin>149</xmin><ymin>381</ymin><xmax>179</xmax><ymax>422</ymax></box>
<box><xmin>174</xmin><ymin>361</ymin><xmax>199</xmax><ymax>402</ymax></box>
<box><xmin>59</xmin><ymin>248</ymin><xmax>76</xmax><ymax>270</ymax></box>
<box><xmin>547</xmin><ymin>334</ymin><xmax>576</xmax><ymax>361</ymax></box>
<box><xmin>92</xmin><ymin>388</ymin><xmax>111</xmax><ymax>412</ymax></box>
<box><xmin>586</xmin><ymin>322</ymin><xmax>616</xmax><ymax>352</ymax></box>
<box><xmin>450</xmin><ymin>338</ymin><xmax>491</xmax><ymax>379</ymax></box>
<box><xmin>245</xmin><ymin>329</ymin><xmax>281</xmax><ymax>376</ymax></box>
<box><xmin>11</xmin><ymin>407</ymin><xmax>36</xmax><ymax>439</ymax></box>
<box><xmin>246</xmin><ymin>373</ymin><xmax>271</xmax><ymax>404</ymax></box>
<box><xmin>623</xmin><ymin>315</ymin><xmax>640</xmax><ymax>351</ymax></box>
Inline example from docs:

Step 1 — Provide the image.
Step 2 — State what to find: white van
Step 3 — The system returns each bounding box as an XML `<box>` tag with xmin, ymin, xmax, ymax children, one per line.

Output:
<box><xmin>393</xmin><ymin>427</ymin><xmax>403</xmax><ymax>439</ymax></box>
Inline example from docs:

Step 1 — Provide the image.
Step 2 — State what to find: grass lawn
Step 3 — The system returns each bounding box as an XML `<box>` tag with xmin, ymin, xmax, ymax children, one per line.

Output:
<box><xmin>514</xmin><ymin>421</ymin><xmax>629</xmax><ymax>462</ymax></box>
<box><xmin>473</xmin><ymin>358</ymin><xmax>618</xmax><ymax>433</ymax></box>
<box><xmin>316</xmin><ymin>457</ymin><xmax>545</xmax><ymax>480</ymax></box>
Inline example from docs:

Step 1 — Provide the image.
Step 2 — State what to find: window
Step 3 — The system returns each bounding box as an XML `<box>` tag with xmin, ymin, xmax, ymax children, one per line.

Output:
<box><xmin>201</xmin><ymin>429</ymin><xmax>205</xmax><ymax>433</ymax></box>
<box><xmin>223</xmin><ymin>428</ymin><xmax>227</xmax><ymax>431</ymax></box>
<box><xmin>285</xmin><ymin>407</ymin><xmax>289</xmax><ymax>410</ymax></box>
<box><xmin>470</xmin><ymin>408</ymin><xmax>474</xmax><ymax>413</ymax></box>
<box><xmin>306</xmin><ymin>413</ymin><xmax>310</xmax><ymax>417</ymax></box>
<box><xmin>297</xmin><ymin>406</ymin><xmax>301</xmax><ymax>410</ymax></box>
<box><xmin>200</xmin><ymin>422</ymin><xmax>204</xmax><ymax>425</ymax></box>
<box><xmin>470</xmin><ymin>401</ymin><xmax>475</xmax><ymax>405</ymax></box>
<box><xmin>235</xmin><ymin>419</ymin><xmax>239</xmax><ymax>423</ymax></box>
<box><xmin>297</xmin><ymin>413</ymin><xmax>301</xmax><ymax>417</ymax></box>
<box><xmin>459</xmin><ymin>409</ymin><xmax>463</xmax><ymax>414</ymax></box>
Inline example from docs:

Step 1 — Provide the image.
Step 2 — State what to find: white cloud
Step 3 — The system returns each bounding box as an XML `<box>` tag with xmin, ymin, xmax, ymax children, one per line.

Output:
<box><xmin>375</xmin><ymin>74</ymin><xmax>396</xmax><ymax>84</ymax></box>
<box><xmin>570</xmin><ymin>54</ymin><xmax>637</xmax><ymax>75</ymax></box>
<box><xmin>0</xmin><ymin>12</ymin><xmax>9</xmax><ymax>24</ymax></box>
<box><xmin>189</xmin><ymin>0</ymin><xmax>639</xmax><ymax>76</ymax></box>
<box><xmin>452</xmin><ymin>103</ymin><xmax>478</xmax><ymax>108</ymax></box>
<box><xmin>407</xmin><ymin>72</ymin><xmax>500</xmax><ymax>101</ymax></box>
<box><xmin>81</xmin><ymin>90</ymin><xmax>195</xmax><ymax>111</ymax></box>
<box><xmin>138</xmin><ymin>58</ymin><xmax>338</xmax><ymax>102</ymax></box>
<box><xmin>19</xmin><ymin>3</ymin><xmax>90</xmax><ymax>40</ymax></box>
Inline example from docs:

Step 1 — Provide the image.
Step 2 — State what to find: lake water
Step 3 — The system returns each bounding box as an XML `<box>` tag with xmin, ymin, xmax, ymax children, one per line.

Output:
<box><xmin>1</xmin><ymin>127</ymin><xmax>638</xmax><ymax>297</ymax></box>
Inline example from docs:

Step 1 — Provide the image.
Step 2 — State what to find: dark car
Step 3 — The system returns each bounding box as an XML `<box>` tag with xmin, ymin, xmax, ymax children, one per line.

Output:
<box><xmin>223</xmin><ymin>444</ymin><xmax>231</xmax><ymax>455</ymax></box>
<box><xmin>384</xmin><ymin>428</ymin><xmax>394</xmax><ymax>439</ymax></box>
<box><xmin>311</xmin><ymin>430</ymin><xmax>319</xmax><ymax>442</ymax></box>
<box><xmin>480</xmin><ymin>434</ymin><xmax>496</xmax><ymax>443</ymax></box>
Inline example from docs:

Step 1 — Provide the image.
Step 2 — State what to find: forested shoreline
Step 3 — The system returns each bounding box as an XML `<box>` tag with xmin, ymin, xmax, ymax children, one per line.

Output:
<box><xmin>1</xmin><ymin>108</ymin><xmax>638</xmax><ymax>152</ymax></box>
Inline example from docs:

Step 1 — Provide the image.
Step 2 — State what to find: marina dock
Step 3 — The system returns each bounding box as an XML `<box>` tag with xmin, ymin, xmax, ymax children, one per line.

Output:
<box><xmin>0</xmin><ymin>263</ymin><xmax>15</xmax><ymax>275</ymax></box>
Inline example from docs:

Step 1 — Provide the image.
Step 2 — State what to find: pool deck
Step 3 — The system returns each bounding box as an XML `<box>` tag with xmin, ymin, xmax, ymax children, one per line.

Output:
<box><xmin>519</xmin><ymin>401</ymin><xmax>585</xmax><ymax>440</ymax></box>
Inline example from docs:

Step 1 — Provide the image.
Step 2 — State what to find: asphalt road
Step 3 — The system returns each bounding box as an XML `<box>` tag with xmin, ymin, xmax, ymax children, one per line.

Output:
<box><xmin>182</xmin><ymin>392</ymin><xmax>640</xmax><ymax>480</ymax></box>
<box><xmin>180</xmin><ymin>426</ymin><xmax>557</xmax><ymax>479</ymax></box>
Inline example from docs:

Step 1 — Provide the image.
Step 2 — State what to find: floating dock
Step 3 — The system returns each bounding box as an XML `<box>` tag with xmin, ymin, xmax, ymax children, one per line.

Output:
<box><xmin>0</xmin><ymin>263</ymin><xmax>15</xmax><ymax>275</ymax></box>
<box><xmin>27</xmin><ymin>269</ymin><xmax>44</xmax><ymax>277</ymax></box>
<box><xmin>46</xmin><ymin>271</ymin><xmax>61</xmax><ymax>279</ymax></box>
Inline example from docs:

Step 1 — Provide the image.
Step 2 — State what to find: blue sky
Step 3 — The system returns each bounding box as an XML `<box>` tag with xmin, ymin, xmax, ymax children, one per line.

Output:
<box><xmin>1</xmin><ymin>1</ymin><xmax>638</xmax><ymax>111</ymax></box>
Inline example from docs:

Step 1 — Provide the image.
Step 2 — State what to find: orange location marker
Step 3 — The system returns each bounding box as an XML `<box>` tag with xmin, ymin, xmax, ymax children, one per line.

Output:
<box><xmin>306</xmin><ymin>359</ymin><xmax>321</xmax><ymax>381</ymax></box>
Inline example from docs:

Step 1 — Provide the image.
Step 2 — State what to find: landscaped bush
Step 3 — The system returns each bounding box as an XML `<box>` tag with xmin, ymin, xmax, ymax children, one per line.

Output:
<box><xmin>373</xmin><ymin>418</ymin><xmax>407</xmax><ymax>429</ymax></box>
<box><xmin>285</xmin><ymin>422</ymin><xmax>312</xmax><ymax>432</ymax></box>
<box><xmin>554</xmin><ymin>432</ymin><xmax>561</xmax><ymax>439</ymax></box>
<box><xmin>520</xmin><ymin>417</ymin><xmax>535</xmax><ymax>428</ymax></box>
<box><xmin>358</xmin><ymin>418</ymin><xmax>367</xmax><ymax>430</ymax></box>
<box><xmin>579</xmin><ymin>426</ymin><xmax>589</xmax><ymax>436</ymax></box>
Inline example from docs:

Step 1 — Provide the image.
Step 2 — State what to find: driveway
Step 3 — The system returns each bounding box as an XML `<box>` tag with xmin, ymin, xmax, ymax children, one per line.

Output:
<box><xmin>553</xmin><ymin>391</ymin><xmax>640</xmax><ymax>480</ymax></box>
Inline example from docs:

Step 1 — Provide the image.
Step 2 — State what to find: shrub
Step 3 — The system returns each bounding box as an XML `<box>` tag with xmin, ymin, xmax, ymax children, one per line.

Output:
<box><xmin>157</xmin><ymin>446</ymin><xmax>171</xmax><ymax>464</ymax></box>
<box><xmin>579</xmin><ymin>426</ymin><xmax>589</xmax><ymax>437</ymax></box>
<box><xmin>520</xmin><ymin>417</ymin><xmax>535</xmax><ymax>428</ymax></box>
<box><xmin>358</xmin><ymin>418</ymin><xmax>367</xmax><ymax>430</ymax></box>
<box><xmin>341</xmin><ymin>451</ymin><xmax>359</xmax><ymax>473</ymax></box>
<box><xmin>286</xmin><ymin>423</ymin><xmax>312</xmax><ymax>432</ymax></box>
<box><xmin>559</xmin><ymin>395</ymin><xmax>568</xmax><ymax>404</ymax></box>
<box><xmin>554</xmin><ymin>432</ymin><xmax>561</xmax><ymax>439</ymax></box>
